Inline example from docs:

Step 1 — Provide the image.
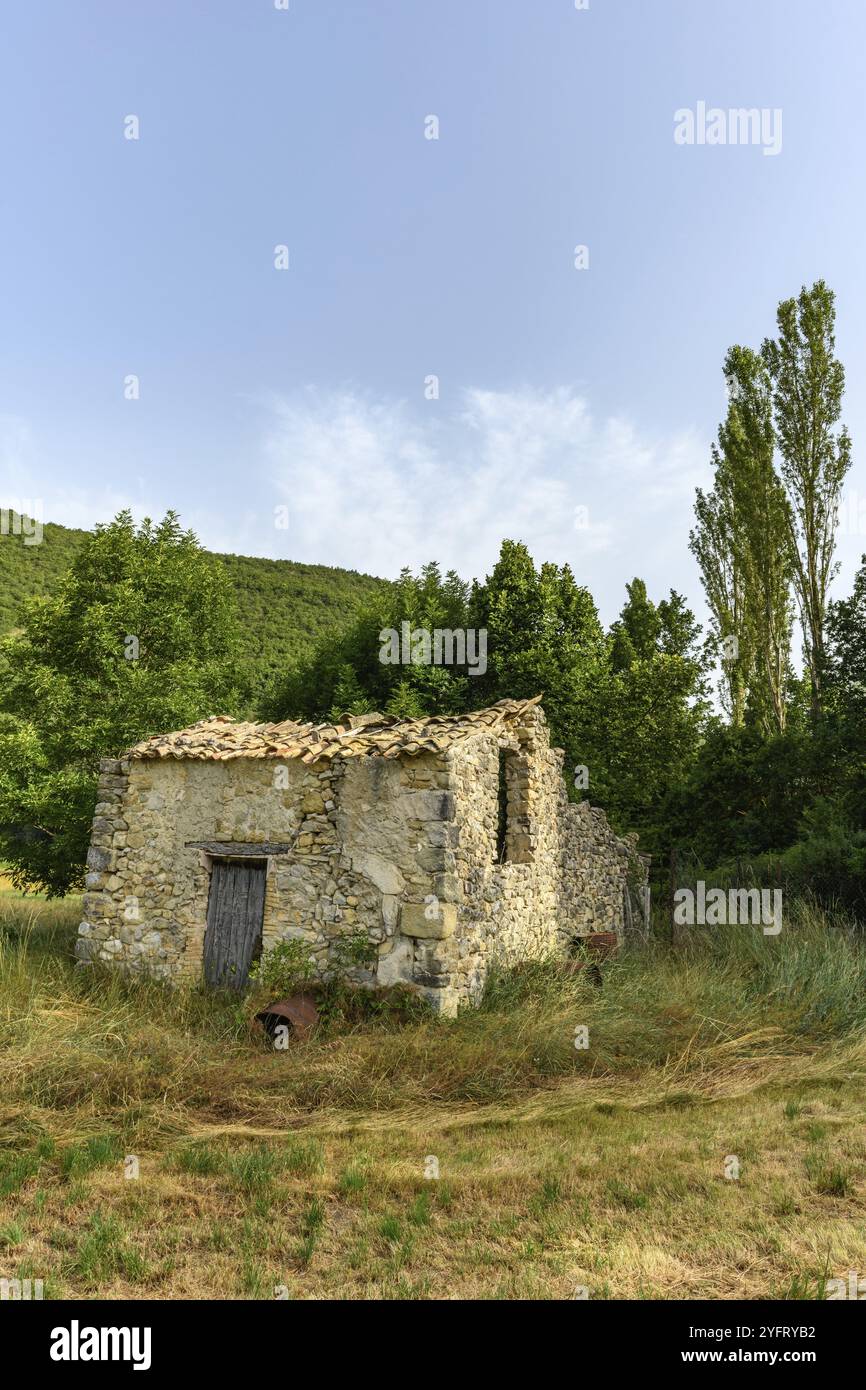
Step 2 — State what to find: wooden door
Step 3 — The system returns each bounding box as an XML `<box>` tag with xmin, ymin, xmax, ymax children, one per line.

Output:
<box><xmin>203</xmin><ymin>859</ymin><xmax>267</xmax><ymax>990</ymax></box>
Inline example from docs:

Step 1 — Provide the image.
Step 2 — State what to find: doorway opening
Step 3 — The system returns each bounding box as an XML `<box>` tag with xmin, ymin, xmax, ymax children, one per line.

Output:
<box><xmin>203</xmin><ymin>857</ymin><xmax>267</xmax><ymax>990</ymax></box>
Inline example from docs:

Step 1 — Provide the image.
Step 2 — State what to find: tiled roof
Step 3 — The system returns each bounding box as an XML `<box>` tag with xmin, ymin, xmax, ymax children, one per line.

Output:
<box><xmin>127</xmin><ymin>696</ymin><xmax>545</xmax><ymax>764</ymax></box>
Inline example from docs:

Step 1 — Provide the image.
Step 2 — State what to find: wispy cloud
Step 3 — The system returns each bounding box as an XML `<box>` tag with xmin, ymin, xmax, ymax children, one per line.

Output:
<box><xmin>264</xmin><ymin>385</ymin><xmax>705</xmax><ymax>617</ymax></box>
<box><xmin>0</xmin><ymin>390</ymin><xmax>709</xmax><ymax>623</ymax></box>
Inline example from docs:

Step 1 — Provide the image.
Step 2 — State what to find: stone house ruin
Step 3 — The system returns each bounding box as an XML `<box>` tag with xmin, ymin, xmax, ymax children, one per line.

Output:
<box><xmin>77</xmin><ymin>697</ymin><xmax>647</xmax><ymax>1015</ymax></box>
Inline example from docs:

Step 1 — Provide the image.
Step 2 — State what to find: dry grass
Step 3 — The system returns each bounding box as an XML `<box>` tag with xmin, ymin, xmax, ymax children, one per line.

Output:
<box><xmin>1</xmin><ymin>890</ymin><xmax>865</xmax><ymax>1299</ymax></box>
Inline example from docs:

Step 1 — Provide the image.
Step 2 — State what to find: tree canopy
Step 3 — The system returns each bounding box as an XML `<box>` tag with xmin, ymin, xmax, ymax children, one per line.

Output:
<box><xmin>0</xmin><ymin>512</ymin><xmax>243</xmax><ymax>894</ymax></box>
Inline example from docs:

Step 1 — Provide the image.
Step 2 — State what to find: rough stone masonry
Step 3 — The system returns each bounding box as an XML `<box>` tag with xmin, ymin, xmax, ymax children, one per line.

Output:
<box><xmin>77</xmin><ymin>697</ymin><xmax>648</xmax><ymax>1015</ymax></box>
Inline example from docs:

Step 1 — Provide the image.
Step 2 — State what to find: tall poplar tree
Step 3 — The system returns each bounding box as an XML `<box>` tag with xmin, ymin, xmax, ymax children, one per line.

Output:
<box><xmin>762</xmin><ymin>281</ymin><xmax>851</xmax><ymax>720</ymax></box>
<box><xmin>692</xmin><ymin>346</ymin><xmax>795</xmax><ymax>734</ymax></box>
<box><xmin>719</xmin><ymin>346</ymin><xmax>793</xmax><ymax>733</ymax></box>
<box><xmin>690</xmin><ymin>446</ymin><xmax>752</xmax><ymax>726</ymax></box>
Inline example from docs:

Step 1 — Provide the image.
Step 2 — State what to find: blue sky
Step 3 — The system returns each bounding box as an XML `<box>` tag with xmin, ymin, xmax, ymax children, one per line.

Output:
<box><xmin>1</xmin><ymin>0</ymin><xmax>865</xmax><ymax>627</ymax></box>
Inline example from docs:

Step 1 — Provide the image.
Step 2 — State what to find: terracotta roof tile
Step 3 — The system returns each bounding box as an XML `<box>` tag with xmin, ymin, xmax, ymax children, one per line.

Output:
<box><xmin>127</xmin><ymin>696</ymin><xmax>545</xmax><ymax>763</ymax></box>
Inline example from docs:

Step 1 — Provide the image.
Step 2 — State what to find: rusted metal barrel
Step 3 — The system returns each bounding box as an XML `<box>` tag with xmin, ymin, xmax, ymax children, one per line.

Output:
<box><xmin>254</xmin><ymin>994</ymin><xmax>319</xmax><ymax>1042</ymax></box>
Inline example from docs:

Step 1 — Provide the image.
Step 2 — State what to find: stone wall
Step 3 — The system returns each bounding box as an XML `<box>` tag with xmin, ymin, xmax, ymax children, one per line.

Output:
<box><xmin>77</xmin><ymin>707</ymin><xmax>646</xmax><ymax>1014</ymax></box>
<box><xmin>75</xmin><ymin>749</ymin><xmax>462</xmax><ymax>992</ymax></box>
<box><xmin>436</xmin><ymin>706</ymin><xmax>642</xmax><ymax>1012</ymax></box>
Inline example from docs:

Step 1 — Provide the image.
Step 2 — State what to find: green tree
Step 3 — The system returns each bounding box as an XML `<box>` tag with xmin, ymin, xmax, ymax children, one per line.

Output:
<box><xmin>762</xmin><ymin>280</ymin><xmax>851</xmax><ymax>719</ymax></box>
<box><xmin>267</xmin><ymin>562</ymin><xmax>476</xmax><ymax>723</ymax></box>
<box><xmin>691</xmin><ymin>347</ymin><xmax>793</xmax><ymax>734</ymax></box>
<box><xmin>667</xmin><ymin>722</ymin><xmax>811</xmax><ymax>864</ymax></box>
<box><xmin>690</xmin><ymin>445</ymin><xmax>753</xmax><ymax>726</ymax></box>
<box><xmin>0</xmin><ymin>511</ymin><xmax>243</xmax><ymax>894</ymax></box>
<box><xmin>720</xmin><ymin>346</ymin><xmax>793</xmax><ymax>733</ymax></box>
<box><xmin>271</xmin><ymin>540</ymin><xmax>610</xmax><ymax>795</ymax></box>
<box><xmin>269</xmin><ymin>544</ymin><xmax>706</xmax><ymax>857</ymax></box>
<box><xmin>609</xmin><ymin>578</ymin><xmax>662</xmax><ymax>667</ymax></box>
<box><xmin>584</xmin><ymin>583</ymin><xmax>708</xmax><ymax>849</ymax></box>
<box><xmin>825</xmin><ymin>555</ymin><xmax>866</xmax><ymax>825</ymax></box>
<box><xmin>472</xmin><ymin>541</ymin><xmax>606</xmax><ymax>712</ymax></box>
<box><xmin>826</xmin><ymin>555</ymin><xmax>866</xmax><ymax>725</ymax></box>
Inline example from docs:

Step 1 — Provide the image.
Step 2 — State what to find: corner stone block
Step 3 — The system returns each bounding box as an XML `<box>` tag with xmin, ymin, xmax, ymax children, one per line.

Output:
<box><xmin>82</xmin><ymin>892</ymin><xmax>110</xmax><ymax>919</ymax></box>
<box><xmin>377</xmin><ymin>935</ymin><xmax>414</xmax><ymax>985</ymax></box>
<box><xmin>416</xmin><ymin>985</ymin><xmax>459</xmax><ymax>1017</ymax></box>
<box><xmin>401</xmin><ymin>902</ymin><xmax>457</xmax><ymax>939</ymax></box>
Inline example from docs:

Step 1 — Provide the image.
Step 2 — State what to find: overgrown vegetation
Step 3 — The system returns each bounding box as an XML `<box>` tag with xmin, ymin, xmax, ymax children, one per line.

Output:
<box><xmin>1</xmin><ymin>285</ymin><xmax>862</xmax><ymax>901</ymax></box>
<box><xmin>0</xmin><ymin>278</ymin><xmax>863</xmax><ymax>1297</ymax></box>
<box><xmin>1</xmin><ymin>892</ymin><xmax>864</xmax><ymax>1298</ymax></box>
<box><xmin>262</xmin><ymin>279</ymin><xmax>866</xmax><ymax>903</ymax></box>
<box><xmin>0</xmin><ymin>518</ymin><xmax>389</xmax><ymax>689</ymax></box>
<box><xmin>264</xmin><ymin>551</ymin><xmax>707</xmax><ymax>861</ymax></box>
<box><xmin>0</xmin><ymin>514</ymin><xmax>383</xmax><ymax>895</ymax></box>
<box><xmin>249</xmin><ymin>938</ymin><xmax>317</xmax><ymax>996</ymax></box>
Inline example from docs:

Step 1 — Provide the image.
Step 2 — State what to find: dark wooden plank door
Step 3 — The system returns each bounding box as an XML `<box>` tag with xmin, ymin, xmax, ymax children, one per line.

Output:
<box><xmin>203</xmin><ymin>859</ymin><xmax>267</xmax><ymax>991</ymax></box>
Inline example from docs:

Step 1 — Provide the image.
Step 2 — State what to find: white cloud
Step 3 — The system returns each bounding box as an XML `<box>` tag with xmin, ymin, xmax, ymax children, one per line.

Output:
<box><xmin>264</xmin><ymin>385</ymin><xmax>706</xmax><ymax>620</ymax></box>
<box><xmin>0</xmin><ymin>390</ymin><xmax>710</xmax><ymax>625</ymax></box>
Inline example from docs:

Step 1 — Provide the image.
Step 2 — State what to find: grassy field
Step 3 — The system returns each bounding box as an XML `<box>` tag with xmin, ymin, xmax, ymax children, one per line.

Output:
<box><xmin>1</xmin><ymin>890</ymin><xmax>865</xmax><ymax>1300</ymax></box>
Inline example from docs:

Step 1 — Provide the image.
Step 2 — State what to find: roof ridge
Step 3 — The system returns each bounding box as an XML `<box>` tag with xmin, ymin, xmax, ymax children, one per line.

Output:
<box><xmin>127</xmin><ymin>695</ymin><xmax>545</xmax><ymax>763</ymax></box>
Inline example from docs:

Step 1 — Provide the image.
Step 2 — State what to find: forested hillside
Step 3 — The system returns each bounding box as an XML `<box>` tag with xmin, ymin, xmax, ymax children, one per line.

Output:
<box><xmin>0</xmin><ymin>518</ymin><xmax>390</xmax><ymax>692</ymax></box>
